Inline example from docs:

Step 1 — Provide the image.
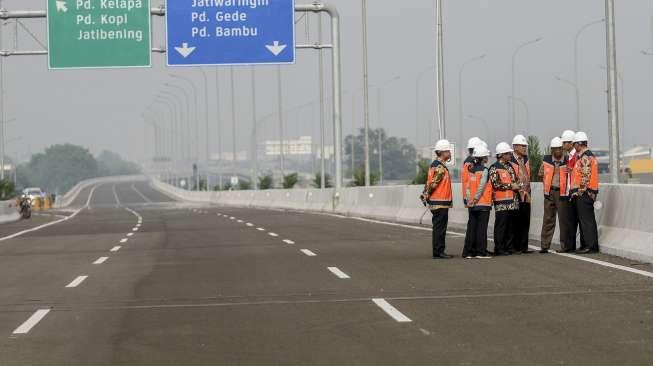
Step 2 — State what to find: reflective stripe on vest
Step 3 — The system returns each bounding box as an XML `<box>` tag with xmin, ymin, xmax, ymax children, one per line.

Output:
<box><xmin>492</xmin><ymin>163</ymin><xmax>515</xmax><ymax>204</ymax></box>
<box><xmin>428</xmin><ymin>160</ymin><xmax>453</xmax><ymax>206</ymax></box>
<box><xmin>468</xmin><ymin>165</ymin><xmax>492</xmax><ymax>207</ymax></box>
<box><xmin>570</xmin><ymin>150</ymin><xmax>599</xmax><ymax>195</ymax></box>
<box><xmin>542</xmin><ymin>156</ymin><xmax>568</xmax><ymax>197</ymax></box>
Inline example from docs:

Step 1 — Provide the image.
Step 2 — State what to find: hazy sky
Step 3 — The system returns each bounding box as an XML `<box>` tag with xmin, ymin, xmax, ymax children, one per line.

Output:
<box><xmin>2</xmin><ymin>0</ymin><xmax>653</xmax><ymax>163</ymax></box>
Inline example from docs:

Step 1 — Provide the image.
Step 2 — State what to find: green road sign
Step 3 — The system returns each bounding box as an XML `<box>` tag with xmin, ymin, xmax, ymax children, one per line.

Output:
<box><xmin>47</xmin><ymin>0</ymin><xmax>151</xmax><ymax>69</ymax></box>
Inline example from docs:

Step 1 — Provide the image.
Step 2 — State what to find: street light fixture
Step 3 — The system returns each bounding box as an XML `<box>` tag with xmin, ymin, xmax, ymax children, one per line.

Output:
<box><xmin>511</xmin><ymin>36</ymin><xmax>543</xmax><ymax>135</ymax></box>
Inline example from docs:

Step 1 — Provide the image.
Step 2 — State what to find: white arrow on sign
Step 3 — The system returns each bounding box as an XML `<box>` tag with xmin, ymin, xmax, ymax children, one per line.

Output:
<box><xmin>265</xmin><ymin>41</ymin><xmax>287</xmax><ymax>56</ymax></box>
<box><xmin>55</xmin><ymin>0</ymin><xmax>68</xmax><ymax>12</ymax></box>
<box><xmin>174</xmin><ymin>43</ymin><xmax>196</xmax><ymax>58</ymax></box>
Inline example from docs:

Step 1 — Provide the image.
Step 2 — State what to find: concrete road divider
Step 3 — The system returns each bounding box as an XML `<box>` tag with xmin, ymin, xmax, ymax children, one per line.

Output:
<box><xmin>152</xmin><ymin>177</ymin><xmax>653</xmax><ymax>265</ymax></box>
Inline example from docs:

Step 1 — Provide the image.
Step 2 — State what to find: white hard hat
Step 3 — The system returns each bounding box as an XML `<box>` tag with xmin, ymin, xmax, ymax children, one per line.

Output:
<box><xmin>434</xmin><ymin>139</ymin><xmax>452</xmax><ymax>152</ymax></box>
<box><xmin>561</xmin><ymin>130</ymin><xmax>576</xmax><ymax>142</ymax></box>
<box><xmin>512</xmin><ymin>134</ymin><xmax>528</xmax><ymax>146</ymax></box>
<box><xmin>478</xmin><ymin>140</ymin><xmax>489</xmax><ymax>149</ymax></box>
<box><xmin>550</xmin><ymin>137</ymin><xmax>563</xmax><ymax>148</ymax></box>
<box><xmin>473</xmin><ymin>145</ymin><xmax>490</xmax><ymax>158</ymax></box>
<box><xmin>573</xmin><ymin>131</ymin><xmax>589</xmax><ymax>143</ymax></box>
<box><xmin>467</xmin><ymin>137</ymin><xmax>482</xmax><ymax>150</ymax></box>
<box><xmin>495</xmin><ymin>142</ymin><xmax>514</xmax><ymax>155</ymax></box>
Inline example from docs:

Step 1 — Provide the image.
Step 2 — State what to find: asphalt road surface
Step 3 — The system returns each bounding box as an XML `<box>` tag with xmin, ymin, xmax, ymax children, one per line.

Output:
<box><xmin>0</xmin><ymin>181</ymin><xmax>652</xmax><ymax>365</ymax></box>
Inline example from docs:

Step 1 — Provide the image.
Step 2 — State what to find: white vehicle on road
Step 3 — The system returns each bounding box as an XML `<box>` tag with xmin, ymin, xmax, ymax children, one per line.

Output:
<box><xmin>22</xmin><ymin>187</ymin><xmax>46</xmax><ymax>201</ymax></box>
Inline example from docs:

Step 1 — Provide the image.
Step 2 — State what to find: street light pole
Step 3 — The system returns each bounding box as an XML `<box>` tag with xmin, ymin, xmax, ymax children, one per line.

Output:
<box><xmin>169</xmin><ymin>74</ymin><xmax>200</xmax><ymax>161</ymax></box>
<box><xmin>250</xmin><ymin>66</ymin><xmax>258</xmax><ymax>190</ymax></box>
<box><xmin>317</xmin><ymin>12</ymin><xmax>326</xmax><ymax>189</ymax></box>
<box><xmin>458</xmin><ymin>54</ymin><xmax>486</xmax><ymax>159</ymax></box>
<box><xmin>416</xmin><ymin>66</ymin><xmax>434</xmax><ymax>173</ymax></box>
<box><xmin>555</xmin><ymin>76</ymin><xmax>580</xmax><ymax>129</ymax></box>
<box><xmin>276</xmin><ymin>65</ymin><xmax>285</xmax><ymax>179</ymax></box>
<box><xmin>599</xmin><ymin>65</ymin><xmax>625</xmax><ymax>156</ymax></box>
<box><xmin>574</xmin><ymin>18</ymin><xmax>605</xmax><ymax>131</ymax></box>
<box><xmin>605</xmin><ymin>0</ymin><xmax>621</xmax><ymax>184</ymax></box>
<box><xmin>361</xmin><ymin>0</ymin><xmax>371</xmax><ymax>186</ymax></box>
<box><xmin>508</xmin><ymin>96</ymin><xmax>530</xmax><ymax>132</ymax></box>
<box><xmin>511</xmin><ymin>36</ymin><xmax>542</xmax><ymax>135</ymax></box>
<box><xmin>435</xmin><ymin>0</ymin><xmax>446</xmax><ymax>139</ymax></box>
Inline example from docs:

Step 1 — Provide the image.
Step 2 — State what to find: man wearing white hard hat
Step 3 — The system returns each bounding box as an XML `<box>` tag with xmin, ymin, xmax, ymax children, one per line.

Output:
<box><xmin>420</xmin><ymin>139</ymin><xmax>454</xmax><ymax>259</ymax></box>
<box><xmin>462</xmin><ymin>145</ymin><xmax>493</xmax><ymax>259</ymax></box>
<box><xmin>510</xmin><ymin>135</ymin><xmax>533</xmax><ymax>254</ymax></box>
<box><xmin>537</xmin><ymin>137</ymin><xmax>571</xmax><ymax>254</ymax></box>
<box><xmin>561</xmin><ymin>130</ymin><xmax>585</xmax><ymax>251</ymax></box>
<box><xmin>569</xmin><ymin>132</ymin><xmax>600</xmax><ymax>254</ymax></box>
<box><xmin>462</xmin><ymin>137</ymin><xmax>483</xmax><ymax>207</ymax></box>
<box><xmin>489</xmin><ymin>142</ymin><xmax>521</xmax><ymax>255</ymax></box>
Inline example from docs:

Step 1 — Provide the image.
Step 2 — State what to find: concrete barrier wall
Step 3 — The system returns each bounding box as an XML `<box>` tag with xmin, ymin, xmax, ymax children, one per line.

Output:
<box><xmin>151</xmin><ymin>179</ymin><xmax>652</xmax><ymax>264</ymax></box>
<box><xmin>0</xmin><ymin>199</ymin><xmax>20</xmax><ymax>224</ymax></box>
<box><xmin>56</xmin><ymin>175</ymin><xmax>147</xmax><ymax>208</ymax></box>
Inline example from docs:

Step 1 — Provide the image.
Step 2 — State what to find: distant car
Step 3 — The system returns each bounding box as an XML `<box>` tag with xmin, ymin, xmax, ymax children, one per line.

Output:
<box><xmin>22</xmin><ymin>187</ymin><xmax>46</xmax><ymax>201</ymax></box>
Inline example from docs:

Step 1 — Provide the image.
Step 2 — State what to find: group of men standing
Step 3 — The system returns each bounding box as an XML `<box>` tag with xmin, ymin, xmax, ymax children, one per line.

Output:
<box><xmin>420</xmin><ymin>130</ymin><xmax>600</xmax><ymax>259</ymax></box>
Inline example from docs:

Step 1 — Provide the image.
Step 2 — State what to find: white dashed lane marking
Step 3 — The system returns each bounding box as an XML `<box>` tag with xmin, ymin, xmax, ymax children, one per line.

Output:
<box><xmin>246</xmin><ymin>223</ymin><xmax>254</xmax><ymax>227</ymax></box>
<box><xmin>65</xmin><ymin>275</ymin><xmax>88</xmax><ymax>288</ymax></box>
<box><xmin>283</xmin><ymin>239</ymin><xmax>295</xmax><ymax>245</ymax></box>
<box><xmin>327</xmin><ymin>267</ymin><xmax>350</xmax><ymax>279</ymax></box>
<box><xmin>268</xmin><ymin>233</ymin><xmax>279</xmax><ymax>237</ymax></box>
<box><xmin>93</xmin><ymin>257</ymin><xmax>108</xmax><ymax>265</ymax></box>
<box><xmin>13</xmin><ymin>309</ymin><xmax>51</xmax><ymax>335</ymax></box>
<box><xmin>120</xmin><ymin>238</ymin><xmax>128</xmax><ymax>243</ymax></box>
<box><xmin>257</xmin><ymin>228</ymin><xmax>265</xmax><ymax>231</ymax></box>
<box><xmin>372</xmin><ymin>299</ymin><xmax>412</xmax><ymax>323</ymax></box>
<box><xmin>127</xmin><ymin>233</ymin><xmax>134</xmax><ymax>237</ymax></box>
<box><xmin>300</xmin><ymin>249</ymin><xmax>317</xmax><ymax>257</ymax></box>
<box><xmin>111</xmin><ymin>246</ymin><xmax>121</xmax><ymax>252</ymax></box>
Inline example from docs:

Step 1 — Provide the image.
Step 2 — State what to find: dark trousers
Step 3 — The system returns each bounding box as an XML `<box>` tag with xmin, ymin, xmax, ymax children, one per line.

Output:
<box><xmin>513</xmin><ymin>201</ymin><xmax>531</xmax><ymax>252</ymax></box>
<box><xmin>463</xmin><ymin>209</ymin><xmax>490</xmax><ymax>257</ymax></box>
<box><xmin>431</xmin><ymin>208</ymin><xmax>449</xmax><ymax>256</ymax></box>
<box><xmin>541</xmin><ymin>190</ymin><xmax>571</xmax><ymax>250</ymax></box>
<box><xmin>574</xmin><ymin>194</ymin><xmax>599</xmax><ymax>251</ymax></box>
<box><xmin>494</xmin><ymin>210</ymin><xmax>516</xmax><ymax>254</ymax></box>
<box><xmin>568</xmin><ymin>199</ymin><xmax>586</xmax><ymax>250</ymax></box>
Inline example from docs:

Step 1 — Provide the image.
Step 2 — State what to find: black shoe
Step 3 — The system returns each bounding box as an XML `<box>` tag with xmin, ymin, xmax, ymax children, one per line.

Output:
<box><xmin>522</xmin><ymin>249</ymin><xmax>535</xmax><ymax>254</ymax></box>
<box><xmin>433</xmin><ymin>253</ymin><xmax>453</xmax><ymax>259</ymax></box>
<box><xmin>494</xmin><ymin>251</ymin><xmax>509</xmax><ymax>256</ymax></box>
<box><xmin>560</xmin><ymin>248</ymin><xmax>576</xmax><ymax>253</ymax></box>
<box><xmin>576</xmin><ymin>248</ymin><xmax>599</xmax><ymax>254</ymax></box>
<box><xmin>539</xmin><ymin>249</ymin><xmax>549</xmax><ymax>254</ymax></box>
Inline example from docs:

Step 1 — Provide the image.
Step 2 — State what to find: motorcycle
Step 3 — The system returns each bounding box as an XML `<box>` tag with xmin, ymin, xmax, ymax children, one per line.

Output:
<box><xmin>19</xmin><ymin>195</ymin><xmax>32</xmax><ymax>220</ymax></box>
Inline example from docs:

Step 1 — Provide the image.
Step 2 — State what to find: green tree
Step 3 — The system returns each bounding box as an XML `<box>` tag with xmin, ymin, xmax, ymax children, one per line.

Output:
<box><xmin>350</xmin><ymin>169</ymin><xmax>379</xmax><ymax>187</ymax></box>
<box><xmin>0</xmin><ymin>179</ymin><xmax>15</xmax><ymax>200</ymax></box>
<box><xmin>283</xmin><ymin>173</ymin><xmax>299</xmax><ymax>189</ymax></box>
<box><xmin>97</xmin><ymin>150</ymin><xmax>141</xmax><ymax>176</ymax></box>
<box><xmin>259</xmin><ymin>174</ymin><xmax>274</xmax><ymax>190</ymax></box>
<box><xmin>412</xmin><ymin>159</ymin><xmax>430</xmax><ymax>185</ymax></box>
<box><xmin>345</xmin><ymin>128</ymin><xmax>417</xmax><ymax>182</ymax></box>
<box><xmin>238</xmin><ymin>180</ymin><xmax>252</xmax><ymax>190</ymax></box>
<box><xmin>312</xmin><ymin>173</ymin><xmax>332</xmax><ymax>188</ymax></box>
<box><xmin>20</xmin><ymin>144</ymin><xmax>98</xmax><ymax>194</ymax></box>
<box><xmin>528</xmin><ymin>136</ymin><xmax>544</xmax><ymax>182</ymax></box>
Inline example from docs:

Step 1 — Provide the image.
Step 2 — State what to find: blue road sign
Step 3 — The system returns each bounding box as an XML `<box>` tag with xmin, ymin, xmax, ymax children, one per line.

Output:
<box><xmin>166</xmin><ymin>0</ymin><xmax>295</xmax><ymax>66</ymax></box>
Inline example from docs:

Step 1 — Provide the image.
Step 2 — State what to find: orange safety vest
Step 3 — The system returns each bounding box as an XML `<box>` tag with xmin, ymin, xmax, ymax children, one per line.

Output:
<box><xmin>570</xmin><ymin>150</ymin><xmax>599</xmax><ymax>195</ymax></box>
<box><xmin>461</xmin><ymin>156</ymin><xmax>474</xmax><ymax>203</ymax></box>
<box><xmin>491</xmin><ymin>161</ymin><xmax>516</xmax><ymax>205</ymax></box>
<box><xmin>542</xmin><ymin>155</ymin><xmax>568</xmax><ymax>197</ymax></box>
<box><xmin>510</xmin><ymin>155</ymin><xmax>531</xmax><ymax>180</ymax></box>
<box><xmin>427</xmin><ymin>160</ymin><xmax>453</xmax><ymax>207</ymax></box>
<box><xmin>468</xmin><ymin>164</ymin><xmax>493</xmax><ymax>208</ymax></box>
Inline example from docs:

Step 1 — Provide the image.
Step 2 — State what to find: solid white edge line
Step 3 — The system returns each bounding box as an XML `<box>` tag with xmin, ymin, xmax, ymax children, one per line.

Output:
<box><xmin>329</xmin><ymin>213</ymin><xmax>653</xmax><ymax>279</ymax></box>
<box><xmin>327</xmin><ymin>267</ymin><xmax>350</xmax><ymax>279</ymax></box>
<box><xmin>13</xmin><ymin>309</ymin><xmax>51</xmax><ymax>334</ymax></box>
<box><xmin>93</xmin><ymin>257</ymin><xmax>108</xmax><ymax>265</ymax></box>
<box><xmin>300</xmin><ymin>249</ymin><xmax>316</xmax><ymax>257</ymax></box>
<box><xmin>111</xmin><ymin>246</ymin><xmax>121</xmax><ymax>252</ymax></box>
<box><xmin>372</xmin><ymin>298</ymin><xmax>412</xmax><ymax>323</ymax></box>
<box><xmin>65</xmin><ymin>275</ymin><xmax>88</xmax><ymax>288</ymax></box>
<box><xmin>0</xmin><ymin>184</ymin><xmax>99</xmax><ymax>243</ymax></box>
